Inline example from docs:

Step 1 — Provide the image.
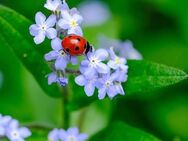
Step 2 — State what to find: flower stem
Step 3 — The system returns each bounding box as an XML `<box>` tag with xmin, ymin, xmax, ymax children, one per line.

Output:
<box><xmin>62</xmin><ymin>86</ymin><xmax>70</xmax><ymax>129</ymax></box>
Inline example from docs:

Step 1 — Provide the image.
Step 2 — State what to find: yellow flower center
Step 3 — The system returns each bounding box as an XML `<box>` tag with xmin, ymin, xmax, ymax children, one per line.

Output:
<box><xmin>115</xmin><ymin>57</ymin><xmax>120</xmax><ymax>64</ymax></box>
<box><xmin>68</xmin><ymin>135</ymin><xmax>75</xmax><ymax>141</ymax></box>
<box><xmin>70</xmin><ymin>20</ymin><xmax>78</xmax><ymax>28</ymax></box>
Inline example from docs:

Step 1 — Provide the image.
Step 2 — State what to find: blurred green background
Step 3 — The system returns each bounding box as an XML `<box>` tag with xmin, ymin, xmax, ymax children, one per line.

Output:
<box><xmin>0</xmin><ymin>0</ymin><xmax>188</xmax><ymax>140</ymax></box>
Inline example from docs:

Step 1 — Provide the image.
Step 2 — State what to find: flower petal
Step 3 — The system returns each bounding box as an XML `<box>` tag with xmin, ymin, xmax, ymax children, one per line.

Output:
<box><xmin>58</xmin><ymin>19</ymin><xmax>70</xmax><ymax>29</ymax></box>
<box><xmin>55</xmin><ymin>57</ymin><xmax>68</xmax><ymax>70</ymax></box>
<box><xmin>67</xmin><ymin>127</ymin><xmax>79</xmax><ymax>135</ymax></box>
<box><xmin>78</xmin><ymin>134</ymin><xmax>88</xmax><ymax>141</ymax></box>
<box><xmin>84</xmin><ymin>83</ymin><xmax>95</xmax><ymax>96</ymax></box>
<box><xmin>9</xmin><ymin>119</ymin><xmax>19</xmax><ymax>129</ymax></box>
<box><xmin>107</xmin><ymin>60</ymin><xmax>118</xmax><ymax>69</ymax></box>
<box><xmin>0</xmin><ymin>126</ymin><xmax>5</xmax><ymax>136</ymax></box>
<box><xmin>115</xmin><ymin>83</ymin><xmax>125</xmax><ymax>95</ymax></box>
<box><xmin>72</xmin><ymin>14</ymin><xmax>83</xmax><ymax>24</ymax></box>
<box><xmin>83</xmin><ymin>67</ymin><xmax>96</xmax><ymax>79</ymax></box>
<box><xmin>29</xmin><ymin>24</ymin><xmax>39</xmax><ymax>36</ymax></box>
<box><xmin>44</xmin><ymin>51</ymin><xmax>59</xmax><ymax>61</ymax></box>
<box><xmin>45</xmin><ymin>14</ymin><xmax>56</xmax><ymax>27</ymax></box>
<box><xmin>34</xmin><ymin>32</ymin><xmax>45</xmax><ymax>44</ymax></box>
<box><xmin>61</xmin><ymin>10</ymin><xmax>72</xmax><ymax>21</ymax></box>
<box><xmin>47</xmin><ymin>72</ymin><xmax>57</xmax><ymax>85</ymax></box>
<box><xmin>98</xmin><ymin>87</ymin><xmax>106</xmax><ymax>100</ymax></box>
<box><xmin>35</xmin><ymin>12</ymin><xmax>46</xmax><ymax>25</ymax></box>
<box><xmin>96</xmin><ymin>62</ymin><xmax>110</xmax><ymax>74</ymax></box>
<box><xmin>51</xmin><ymin>38</ymin><xmax>62</xmax><ymax>51</ymax></box>
<box><xmin>108</xmin><ymin>47</ymin><xmax>116</xmax><ymax>60</ymax></box>
<box><xmin>107</xmin><ymin>85</ymin><xmax>117</xmax><ymax>98</ymax></box>
<box><xmin>19</xmin><ymin>127</ymin><xmax>31</xmax><ymax>138</ymax></box>
<box><xmin>70</xmin><ymin>56</ymin><xmax>78</xmax><ymax>65</ymax></box>
<box><xmin>68</xmin><ymin>26</ymin><xmax>83</xmax><ymax>36</ymax></box>
<box><xmin>95</xmin><ymin>49</ymin><xmax>108</xmax><ymax>61</ymax></box>
<box><xmin>46</xmin><ymin>28</ymin><xmax>57</xmax><ymax>39</ymax></box>
<box><xmin>75</xmin><ymin>75</ymin><xmax>87</xmax><ymax>86</ymax></box>
<box><xmin>81</xmin><ymin>60</ymin><xmax>89</xmax><ymax>66</ymax></box>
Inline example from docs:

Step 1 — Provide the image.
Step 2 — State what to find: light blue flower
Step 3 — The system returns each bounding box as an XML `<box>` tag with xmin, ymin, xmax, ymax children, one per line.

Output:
<box><xmin>0</xmin><ymin>115</ymin><xmax>12</xmax><ymax>136</ymax></box>
<box><xmin>29</xmin><ymin>12</ymin><xmax>57</xmax><ymax>44</ymax></box>
<box><xmin>98</xmin><ymin>35</ymin><xmax>143</xmax><ymax>60</ymax></box>
<box><xmin>45</xmin><ymin>38</ymin><xmax>77</xmax><ymax>70</ymax></box>
<box><xmin>58</xmin><ymin>8</ymin><xmax>83</xmax><ymax>36</ymax></box>
<box><xmin>80</xmin><ymin>49</ymin><xmax>110</xmax><ymax>79</ymax></box>
<box><xmin>48</xmin><ymin>128</ymin><xmax>63</xmax><ymax>141</ymax></box>
<box><xmin>96</xmin><ymin>72</ymin><xmax>120</xmax><ymax>100</ymax></box>
<box><xmin>47</xmin><ymin>72</ymin><xmax>68</xmax><ymax>86</ymax></box>
<box><xmin>75</xmin><ymin>74</ymin><xmax>98</xmax><ymax>96</ymax></box>
<box><xmin>44</xmin><ymin>0</ymin><xmax>69</xmax><ymax>12</ymax></box>
<box><xmin>48</xmin><ymin>127</ymin><xmax>88</xmax><ymax>141</ymax></box>
<box><xmin>108</xmin><ymin>47</ymin><xmax>127</xmax><ymax>71</ymax></box>
<box><xmin>78</xmin><ymin>1</ymin><xmax>111</xmax><ymax>27</ymax></box>
<box><xmin>120</xmin><ymin>40</ymin><xmax>143</xmax><ymax>60</ymax></box>
<box><xmin>61</xmin><ymin>127</ymin><xmax>88</xmax><ymax>141</ymax></box>
<box><xmin>6</xmin><ymin>119</ymin><xmax>31</xmax><ymax>141</ymax></box>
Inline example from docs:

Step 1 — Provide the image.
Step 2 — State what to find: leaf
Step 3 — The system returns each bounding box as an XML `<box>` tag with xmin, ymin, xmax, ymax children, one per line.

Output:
<box><xmin>0</xmin><ymin>5</ymin><xmax>61</xmax><ymax>97</ymax></box>
<box><xmin>68</xmin><ymin>60</ymin><xmax>187</xmax><ymax>111</ymax></box>
<box><xmin>125</xmin><ymin>60</ymin><xmax>187</xmax><ymax>94</ymax></box>
<box><xmin>89</xmin><ymin>121</ymin><xmax>161</xmax><ymax>141</ymax></box>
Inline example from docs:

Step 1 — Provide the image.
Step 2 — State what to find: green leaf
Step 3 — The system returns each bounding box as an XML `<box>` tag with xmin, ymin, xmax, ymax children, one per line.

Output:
<box><xmin>125</xmin><ymin>60</ymin><xmax>187</xmax><ymax>94</ymax></box>
<box><xmin>0</xmin><ymin>5</ymin><xmax>61</xmax><ymax>97</ymax></box>
<box><xmin>68</xmin><ymin>60</ymin><xmax>187</xmax><ymax>111</ymax></box>
<box><xmin>89</xmin><ymin>121</ymin><xmax>161</xmax><ymax>141</ymax></box>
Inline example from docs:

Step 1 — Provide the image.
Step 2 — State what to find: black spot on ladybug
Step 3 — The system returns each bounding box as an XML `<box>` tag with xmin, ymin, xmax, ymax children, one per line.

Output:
<box><xmin>68</xmin><ymin>36</ymin><xmax>72</xmax><ymax>38</ymax></box>
<box><xmin>77</xmin><ymin>38</ymin><xmax>81</xmax><ymax>42</ymax></box>
<box><xmin>75</xmin><ymin>46</ymin><xmax>79</xmax><ymax>51</ymax></box>
<box><xmin>66</xmin><ymin>48</ymin><xmax>70</xmax><ymax>52</ymax></box>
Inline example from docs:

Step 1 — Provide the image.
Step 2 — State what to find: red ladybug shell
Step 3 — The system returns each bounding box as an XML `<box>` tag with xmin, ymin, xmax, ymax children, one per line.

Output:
<box><xmin>62</xmin><ymin>34</ymin><xmax>88</xmax><ymax>56</ymax></box>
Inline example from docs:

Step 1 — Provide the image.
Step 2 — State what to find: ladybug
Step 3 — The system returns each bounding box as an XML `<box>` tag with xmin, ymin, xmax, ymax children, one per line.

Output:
<box><xmin>62</xmin><ymin>34</ymin><xmax>92</xmax><ymax>56</ymax></box>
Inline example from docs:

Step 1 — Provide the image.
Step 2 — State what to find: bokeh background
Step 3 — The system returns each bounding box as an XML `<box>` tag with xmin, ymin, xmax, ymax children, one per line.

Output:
<box><xmin>0</xmin><ymin>0</ymin><xmax>188</xmax><ymax>140</ymax></box>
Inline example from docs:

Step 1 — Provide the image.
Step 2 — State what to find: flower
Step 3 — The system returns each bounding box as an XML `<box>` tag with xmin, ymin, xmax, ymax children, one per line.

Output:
<box><xmin>96</xmin><ymin>73</ymin><xmax>120</xmax><ymax>100</ymax></box>
<box><xmin>120</xmin><ymin>40</ymin><xmax>143</xmax><ymax>60</ymax></box>
<box><xmin>98</xmin><ymin>35</ymin><xmax>143</xmax><ymax>60</ymax></box>
<box><xmin>48</xmin><ymin>127</ymin><xmax>88</xmax><ymax>141</ymax></box>
<box><xmin>6</xmin><ymin>119</ymin><xmax>31</xmax><ymax>141</ymax></box>
<box><xmin>45</xmin><ymin>38</ymin><xmax>77</xmax><ymax>70</ymax></box>
<box><xmin>58</xmin><ymin>8</ymin><xmax>83</xmax><ymax>36</ymax></box>
<box><xmin>0</xmin><ymin>115</ymin><xmax>12</xmax><ymax>136</ymax></box>
<box><xmin>61</xmin><ymin>127</ymin><xmax>88</xmax><ymax>141</ymax></box>
<box><xmin>80</xmin><ymin>49</ymin><xmax>110</xmax><ymax>78</ymax></box>
<box><xmin>29</xmin><ymin>12</ymin><xmax>57</xmax><ymax>44</ymax></box>
<box><xmin>108</xmin><ymin>47</ymin><xmax>127</xmax><ymax>71</ymax></box>
<box><xmin>44</xmin><ymin>0</ymin><xmax>69</xmax><ymax>12</ymax></box>
<box><xmin>47</xmin><ymin>72</ymin><xmax>68</xmax><ymax>86</ymax></box>
<box><xmin>75</xmin><ymin>74</ymin><xmax>97</xmax><ymax>97</ymax></box>
<box><xmin>48</xmin><ymin>129</ymin><xmax>62</xmax><ymax>141</ymax></box>
<box><xmin>78</xmin><ymin>1</ymin><xmax>111</xmax><ymax>27</ymax></box>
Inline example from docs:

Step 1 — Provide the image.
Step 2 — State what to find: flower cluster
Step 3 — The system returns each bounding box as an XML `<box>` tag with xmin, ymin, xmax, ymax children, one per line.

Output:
<box><xmin>0</xmin><ymin>114</ymin><xmax>31</xmax><ymax>141</ymax></box>
<box><xmin>29</xmin><ymin>0</ymin><xmax>128</xmax><ymax>100</ymax></box>
<box><xmin>98</xmin><ymin>35</ymin><xmax>143</xmax><ymax>60</ymax></box>
<box><xmin>75</xmin><ymin>47</ymin><xmax>128</xmax><ymax>99</ymax></box>
<box><xmin>48</xmin><ymin>127</ymin><xmax>88</xmax><ymax>141</ymax></box>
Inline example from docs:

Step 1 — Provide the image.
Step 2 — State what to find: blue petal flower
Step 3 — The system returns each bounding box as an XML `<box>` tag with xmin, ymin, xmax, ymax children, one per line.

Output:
<box><xmin>29</xmin><ymin>12</ymin><xmax>57</xmax><ymax>45</ymax></box>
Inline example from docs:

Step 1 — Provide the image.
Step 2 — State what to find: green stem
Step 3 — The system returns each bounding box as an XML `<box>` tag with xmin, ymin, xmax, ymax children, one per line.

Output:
<box><xmin>62</xmin><ymin>86</ymin><xmax>70</xmax><ymax>129</ymax></box>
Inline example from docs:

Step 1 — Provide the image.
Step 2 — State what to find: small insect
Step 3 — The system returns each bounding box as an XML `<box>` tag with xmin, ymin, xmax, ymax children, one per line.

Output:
<box><xmin>62</xmin><ymin>34</ymin><xmax>92</xmax><ymax>56</ymax></box>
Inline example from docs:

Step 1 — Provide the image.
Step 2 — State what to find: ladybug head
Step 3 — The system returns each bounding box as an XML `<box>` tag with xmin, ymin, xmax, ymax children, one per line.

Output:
<box><xmin>85</xmin><ymin>42</ymin><xmax>93</xmax><ymax>54</ymax></box>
